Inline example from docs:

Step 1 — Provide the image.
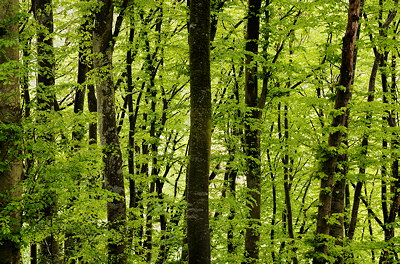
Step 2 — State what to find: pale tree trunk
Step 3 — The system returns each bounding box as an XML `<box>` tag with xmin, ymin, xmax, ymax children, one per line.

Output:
<box><xmin>93</xmin><ymin>0</ymin><xmax>127</xmax><ymax>263</ymax></box>
<box><xmin>313</xmin><ymin>0</ymin><xmax>361</xmax><ymax>263</ymax></box>
<box><xmin>0</xmin><ymin>0</ymin><xmax>23</xmax><ymax>263</ymax></box>
<box><xmin>187</xmin><ymin>0</ymin><xmax>212</xmax><ymax>263</ymax></box>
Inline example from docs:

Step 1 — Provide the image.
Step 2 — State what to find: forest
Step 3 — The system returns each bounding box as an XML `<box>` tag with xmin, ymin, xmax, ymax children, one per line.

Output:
<box><xmin>1</xmin><ymin>0</ymin><xmax>400</xmax><ymax>263</ymax></box>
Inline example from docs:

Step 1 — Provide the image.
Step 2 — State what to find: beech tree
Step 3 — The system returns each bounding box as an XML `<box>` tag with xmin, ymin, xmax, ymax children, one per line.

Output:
<box><xmin>2</xmin><ymin>0</ymin><xmax>400</xmax><ymax>263</ymax></box>
<box><xmin>314</xmin><ymin>0</ymin><xmax>362</xmax><ymax>262</ymax></box>
<box><xmin>243</xmin><ymin>0</ymin><xmax>262</xmax><ymax>262</ymax></box>
<box><xmin>187</xmin><ymin>0</ymin><xmax>212</xmax><ymax>263</ymax></box>
<box><xmin>32</xmin><ymin>0</ymin><xmax>60</xmax><ymax>261</ymax></box>
<box><xmin>93</xmin><ymin>0</ymin><xmax>127</xmax><ymax>262</ymax></box>
<box><xmin>0</xmin><ymin>0</ymin><xmax>22</xmax><ymax>262</ymax></box>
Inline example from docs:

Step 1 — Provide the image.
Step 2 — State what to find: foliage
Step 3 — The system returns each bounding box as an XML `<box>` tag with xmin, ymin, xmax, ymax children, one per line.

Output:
<box><xmin>1</xmin><ymin>0</ymin><xmax>400</xmax><ymax>263</ymax></box>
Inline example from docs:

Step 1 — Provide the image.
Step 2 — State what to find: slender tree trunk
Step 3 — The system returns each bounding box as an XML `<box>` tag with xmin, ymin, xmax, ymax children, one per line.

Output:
<box><xmin>243</xmin><ymin>0</ymin><xmax>262</xmax><ymax>263</ymax></box>
<box><xmin>347</xmin><ymin>45</ymin><xmax>379</xmax><ymax>243</ymax></box>
<box><xmin>87</xmin><ymin>71</ymin><xmax>97</xmax><ymax>144</ymax></box>
<box><xmin>313</xmin><ymin>0</ymin><xmax>361</xmax><ymax>263</ymax></box>
<box><xmin>379</xmin><ymin>52</ymin><xmax>399</xmax><ymax>264</ymax></box>
<box><xmin>143</xmin><ymin>10</ymin><xmax>163</xmax><ymax>260</ymax></box>
<box><xmin>126</xmin><ymin>17</ymin><xmax>138</xmax><ymax>254</ymax></box>
<box><xmin>21</xmin><ymin>36</ymin><xmax>37</xmax><ymax>264</ymax></box>
<box><xmin>187</xmin><ymin>0</ymin><xmax>211</xmax><ymax>263</ymax></box>
<box><xmin>267</xmin><ymin>148</ymin><xmax>277</xmax><ymax>262</ymax></box>
<box><xmin>32</xmin><ymin>0</ymin><xmax>60</xmax><ymax>262</ymax></box>
<box><xmin>0</xmin><ymin>1</ymin><xmax>22</xmax><ymax>262</ymax></box>
<box><xmin>93</xmin><ymin>0</ymin><xmax>127</xmax><ymax>262</ymax></box>
<box><xmin>280</xmin><ymin>104</ymin><xmax>298</xmax><ymax>264</ymax></box>
<box><xmin>65</xmin><ymin>10</ymin><xmax>94</xmax><ymax>262</ymax></box>
<box><xmin>72</xmin><ymin>11</ymin><xmax>92</xmax><ymax>140</ymax></box>
<box><xmin>226</xmin><ymin>66</ymin><xmax>241</xmax><ymax>256</ymax></box>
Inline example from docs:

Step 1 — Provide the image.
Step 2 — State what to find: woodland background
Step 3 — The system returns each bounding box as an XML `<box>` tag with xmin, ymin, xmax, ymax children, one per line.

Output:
<box><xmin>1</xmin><ymin>0</ymin><xmax>400</xmax><ymax>263</ymax></box>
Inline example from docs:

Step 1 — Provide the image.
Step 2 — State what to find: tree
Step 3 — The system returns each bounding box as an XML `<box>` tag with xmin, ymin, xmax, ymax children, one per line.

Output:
<box><xmin>4</xmin><ymin>0</ymin><xmax>400</xmax><ymax>262</ymax></box>
<box><xmin>187</xmin><ymin>0</ymin><xmax>212</xmax><ymax>263</ymax></box>
<box><xmin>0</xmin><ymin>0</ymin><xmax>22</xmax><ymax>262</ymax></box>
<box><xmin>313</xmin><ymin>0</ymin><xmax>362</xmax><ymax>262</ymax></box>
<box><xmin>93</xmin><ymin>0</ymin><xmax>127</xmax><ymax>262</ymax></box>
<box><xmin>32</xmin><ymin>0</ymin><xmax>60</xmax><ymax>262</ymax></box>
<box><xmin>243</xmin><ymin>0</ymin><xmax>262</xmax><ymax>262</ymax></box>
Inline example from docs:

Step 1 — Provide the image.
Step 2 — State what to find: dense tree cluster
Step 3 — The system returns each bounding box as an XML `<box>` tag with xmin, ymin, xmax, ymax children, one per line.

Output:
<box><xmin>1</xmin><ymin>0</ymin><xmax>400</xmax><ymax>263</ymax></box>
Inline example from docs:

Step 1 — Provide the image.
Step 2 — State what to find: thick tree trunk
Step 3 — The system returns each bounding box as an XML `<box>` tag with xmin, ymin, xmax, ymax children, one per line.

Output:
<box><xmin>187</xmin><ymin>1</ymin><xmax>212</xmax><ymax>263</ymax></box>
<box><xmin>313</xmin><ymin>0</ymin><xmax>361</xmax><ymax>263</ymax></box>
<box><xmin>93</xmin><ymin>0</ymin><xmax>127</xmax><ymax>263</ymax></box>
<box><xmin>243</xmin><ymin>0</ymin><xmax>262</xmax><ymax>263</ymax></box>
<box><xmin>0</xmin><ymin>1</ymin><xmax>22</xmax><ymax>262</ymax></box>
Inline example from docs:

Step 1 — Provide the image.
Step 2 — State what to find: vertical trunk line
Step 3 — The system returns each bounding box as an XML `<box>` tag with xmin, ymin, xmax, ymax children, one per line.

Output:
<box><xmin>243</xmin><ymin>0</ymin><xmax>262</xmax><ymax>262</ymax></box>
<box><xmin>93</xmin><ymin>0</ymin><xmax>127</xmax><ymax>262</ymax></box>
<box><xmin>187</xmin><ymin>1</ymin><xmax>212</xmax><ymax>263</ymax></box>
<box><xmin>313</xmin><ymin>0</ymin><xmax>361</xmax><ymax>262</ymax></box>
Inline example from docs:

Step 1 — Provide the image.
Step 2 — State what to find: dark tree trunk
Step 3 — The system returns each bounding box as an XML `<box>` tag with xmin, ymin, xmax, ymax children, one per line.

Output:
<box><xmin>0</xmin><ymin>1</ymin><xmax>22</xmax><ymax>262</ymax></box>
<box><xmin>87</xmin><ymin>74</ymin><xmax>97</xmax><ymax>144</ymax></box>
<box><xmin>93</xmin><ymin>0</ymin><xmax>127</xmax><ymax>263</ymax></box>
<box><xmin>187</xmin><ymin>0</ymin><xmax>212</xmax><ymax>263</ymax></box>
<box><xmin>72</xmin><ymin>12</ymin><xmax>93</xmax><ymax>141</ymax></box>
<box><xmin>21</xmin><ymin>36</ymin><xmax>37</xmax><ymax>264</ymax></box>
<box><xmin>226</xmin><ymin>67</ymin><xmax>241</xmax><ymax>255</ymax></box>
<box><xmin>329</xmin><ymin>147</ymin><xmax>347</xmax><ymax>264</ymax></box>
<box><xmin>313</xmin><ymin>0</ymin><xmax>361</xmax><ymax>263</ymax></box>
<box><xmin>65</xmin><ymin>11</ymin><xmax>94</xmax><ymax>262</ymax></box>
<box><xmin>32</xmin><ymin>0</ymin><xmax>56</xmax><ymax>112</ymax></box>
<box><xmin>379</xmin><ymin>53</ymin><xmax>399</xmax><ymax>264</ymax></box>
<box><xmin>280</xmin><ymin>103</ymin><xmax>298</xmax><ymax>264</ymax></box>
<box><xmin>32</xmin><ymin>0</ymin><xmax>60</xmax><ymax>262</ymax></box>
<box><xmin>243</xmin><ymin>0</ymin><xmax>262</xmax><ymax>263</ymax></box>
<box><xmin>126</xmin><ymin>18</ymin><xmax>139</xmax><ymax>255</ymax></box>
<box><xmin>347</xmin><ymin>43</ymin><xmax>379</xmax><ymax>243</ymax></box>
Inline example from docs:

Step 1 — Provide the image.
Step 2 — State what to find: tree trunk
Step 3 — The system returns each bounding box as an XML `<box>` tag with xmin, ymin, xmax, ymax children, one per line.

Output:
<box><xmin>65</xmin><ymin>10</ymin><xmax>94</xmax><ymax>262</ymax></box>
<box><xmin>187</xmin><ymin>0</ymin><xmax>211</xmax><ymax>263</ymax></box>
<box><xmin>379</xmin><ymin>52</ymin><xmax>399</xmax><ymax>264</ymax></box>
<box><xmin>243</xmin><ymin>0</ymin><xmax>262</xmax><ymax>263</ymax></box>
<box><xmin>0</xmin><ymin>0</ymin><xmax>22</xmax><ymax>262</ymax></box>
<box><xmin>32</xmin><ymin>0</ymin><xmax>60</xmax><ymax>262</ymax></box>
<box><xmin>313</xmin><ymin>0</ymin><xmax>361</xmax><ymax>263</ymax></box>
<box><xmin>93</xmin><ymin>0</ymin><xmax>127</xmax><ymax>262</ymax></box>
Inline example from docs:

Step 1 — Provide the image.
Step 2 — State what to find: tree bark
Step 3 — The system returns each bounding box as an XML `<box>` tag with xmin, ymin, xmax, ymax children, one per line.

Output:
<box><xmin>32</xmin><ymin>0</ymin><xmax>60</xmax><ymax>262</ymax></box>
<box><xmin>93</xmin><ymin>0</ymin><xmax>127</xmax><ymax>263</ymax></box>
<box><xmin>243</xmin><ymin>0</ymin><xmax>262</xmax><ymax>263</ymax></box>
<box><xmin>0</xmin><ymin>0</ymin><xmax>22</xmax><ymax>262</ymax></box>
<box><xmin>379</xmin><ymin>52</ymin><xmax>399</xmax><ymax>264</ymax></box>
<box><xmin>187</xmin><ymin>0</ymin><xmax>212</xmax><ymax>263</ymax></box>
<box><xmin>313</xmin><ymin>0</ymin><xmax>361</xmax><ymax>263</ymax></box>
<box><xmin>32</xmin><ymin>0</ymin><xmax>56</xmax><ymax>112</ymax></box>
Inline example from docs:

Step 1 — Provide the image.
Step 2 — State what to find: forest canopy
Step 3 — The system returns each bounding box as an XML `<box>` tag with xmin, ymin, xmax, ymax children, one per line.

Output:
<box><xmin>1</xmin><ymin>0</ymin><xmax>400</xmax><ymax>263</ymax></box>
